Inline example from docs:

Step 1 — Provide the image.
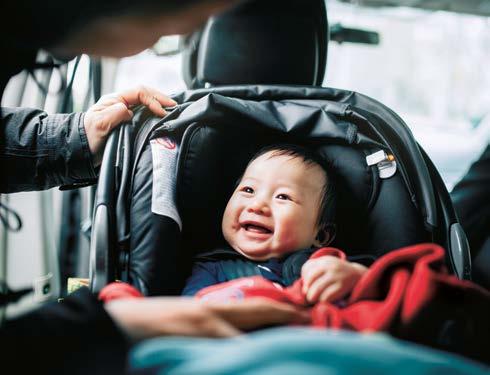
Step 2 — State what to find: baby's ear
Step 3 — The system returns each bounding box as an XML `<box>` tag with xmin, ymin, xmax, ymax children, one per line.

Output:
<box><xmin>312</xmin><ymin>223</ymin><xmax>336</xmax><ymax>247</ymax></box>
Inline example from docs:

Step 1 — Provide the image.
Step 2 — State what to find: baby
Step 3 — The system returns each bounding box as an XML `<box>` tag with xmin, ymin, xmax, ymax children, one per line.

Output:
<box><xmin>182</xmin><ymin>144</ymin><xmax>367</xmax><ymax>304</ymax></box>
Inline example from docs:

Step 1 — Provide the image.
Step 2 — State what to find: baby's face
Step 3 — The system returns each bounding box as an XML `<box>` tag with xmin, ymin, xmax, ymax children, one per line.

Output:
<box><xmin>222</xmin><ymin>151</ymin><xmax>326</xmax><ymax>261</ymax></box>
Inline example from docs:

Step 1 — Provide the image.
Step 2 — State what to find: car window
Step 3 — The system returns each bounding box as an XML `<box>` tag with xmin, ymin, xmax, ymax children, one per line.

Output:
<box><xmin>325</xmin><ymin>1</ymin><xmax>490</xmax><ymax>190</ymax></box>
<box><xmin>113</xmin><ymin>49</ymin><xmax>186</xmax><ymax>95</ymax></box>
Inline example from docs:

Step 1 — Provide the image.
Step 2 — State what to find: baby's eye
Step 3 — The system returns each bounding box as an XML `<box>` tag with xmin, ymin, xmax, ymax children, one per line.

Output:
<box><xmin>241</xmin><ymin>186</ymin><xmax>254</xmax><ymax>194</ymax></box>
<box><xmin>276</xmin><ymin>193</ymin><xmax>291</xmax><ymax>201</ymax></box>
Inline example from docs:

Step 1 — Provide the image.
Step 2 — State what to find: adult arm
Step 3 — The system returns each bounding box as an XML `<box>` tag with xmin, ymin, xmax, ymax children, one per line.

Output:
<box><xmin>105</xmin><ymin>296</ymin><xmax>311</xmax><ymax>341</ymax></box>
<box><xmin>0</xmin><ymin>287</ymin><xmax>129</xmax><ymax>375</ymax></box>
<box><xmin>0</xmin><ymin>86</ymin><xmax>176</xmax><ymax>193</ymax></box>
<box><xmin>451</xmin><ymin>143</ymin><xmax>490</xmax><ymax>255</ymax></box>
<box><xmin>0</xmin><ymin>288</ymin><xmax>309</xmax><ymax>374</ymax></box>
<box><xmin>0</xmin><ymin>107</ymin><xmax>96</xmax><ymax>193</ymax></box>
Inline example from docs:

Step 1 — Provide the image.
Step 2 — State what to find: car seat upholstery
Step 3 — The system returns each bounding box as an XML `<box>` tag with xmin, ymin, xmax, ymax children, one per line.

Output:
<box><xmin>181</xmin><ymin>0</ymin><xmax>328</xmax><ymax>88</ymax></box>
<box><xmin>122</xmin><ymin>86</ymin><xmax>432</xmax><ymax>296</ymax></box>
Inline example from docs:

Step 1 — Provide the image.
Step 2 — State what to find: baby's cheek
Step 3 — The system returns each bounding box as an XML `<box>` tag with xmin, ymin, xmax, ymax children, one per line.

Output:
<box><xmin>276</xmin><ymin>228</ymin><xmax>301</xmax><ymax>252</ymax></box>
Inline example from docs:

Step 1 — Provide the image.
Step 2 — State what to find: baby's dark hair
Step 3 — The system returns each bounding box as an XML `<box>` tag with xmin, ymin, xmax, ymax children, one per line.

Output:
<box><xmin>245</xmin><ymin>143</ymin><xmax>336</xmax><ymax>228</ymax></box>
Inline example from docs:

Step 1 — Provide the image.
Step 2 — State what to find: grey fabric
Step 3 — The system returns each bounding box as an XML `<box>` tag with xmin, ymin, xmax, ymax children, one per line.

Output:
<box><xmin>0</xmin><ymin>107</ymin><xmax>96</xmax><ymax>192</ymax></box>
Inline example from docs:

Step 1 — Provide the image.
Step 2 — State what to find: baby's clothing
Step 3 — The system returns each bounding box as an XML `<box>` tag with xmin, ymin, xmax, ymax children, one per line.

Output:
<box><xmin>181</xmin><ymin>247</ymin><xmax>375</xmax><ymax>296</ymax></box>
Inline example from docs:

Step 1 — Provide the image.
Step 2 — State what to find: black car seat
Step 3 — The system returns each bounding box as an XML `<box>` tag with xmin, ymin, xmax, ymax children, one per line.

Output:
<box><xmin>88</xmin><ymin>0</ymin><xmax>471</xmax><ymax>296</ymax></box>
<box><xmin>181</xmin><ymin>0</ymin><xmax>327</xmax><ymax>89</ymax></box>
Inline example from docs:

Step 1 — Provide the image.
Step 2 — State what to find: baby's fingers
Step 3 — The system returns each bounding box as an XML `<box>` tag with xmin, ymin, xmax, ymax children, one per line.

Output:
<box><xmin>301</xmin><ymin>263</ymin><xmax>327</xmax><ymax>293</ymax></box>
<box><xmin>319</xmin><ymin>283</ymin><xmax>345</xmax><ymax>303</ymax></box>
<box><xmin>305</xmin><ymin>274</ymin><xmax>333</xmax><ymax>304</ymax></box>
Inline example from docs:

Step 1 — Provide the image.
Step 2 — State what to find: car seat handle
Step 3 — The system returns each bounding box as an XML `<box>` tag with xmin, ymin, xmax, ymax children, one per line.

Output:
<box><xmin>89</xmin><ymin>128</ymin><xmax>119</xmax><ymax>293</ymax></box>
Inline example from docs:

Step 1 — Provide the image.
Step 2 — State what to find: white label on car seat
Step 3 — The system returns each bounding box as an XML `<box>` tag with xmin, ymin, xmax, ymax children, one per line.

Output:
<box><xmin>150</xmin><ymin>137</ymin><xmax>182</xmax><ymax>230</ymax></box>
<box><xmin>366</xmin><ymin>150</ymin><xmax>397</xmax><ymax>179</ymax></box>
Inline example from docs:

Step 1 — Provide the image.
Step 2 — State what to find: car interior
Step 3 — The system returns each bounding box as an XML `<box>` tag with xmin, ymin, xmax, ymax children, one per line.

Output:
<box><xmin>1</xmin><ymin>0</ymin><xmax>489</xmax><ymax>370</ymax></box>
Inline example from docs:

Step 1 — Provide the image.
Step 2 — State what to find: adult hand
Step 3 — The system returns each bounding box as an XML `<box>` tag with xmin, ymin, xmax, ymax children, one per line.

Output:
<box><xmin>301</xmin><ymin>256</ymin><xmax>367</xmax><ymax>304</ymax></box>
<box><xmin>83</xmin><ymin>86</ymin><xmax>177</xmax><ymax>166</ymax></box>
<box><xmin>104</xmin><ymin>297</ymin><xmax>310</xmax><ymax>342</ymax></box>
<box><xmin>206</xmin><ymin>297</ymin><xmax>311</xmax><ymax>331</ymax></box>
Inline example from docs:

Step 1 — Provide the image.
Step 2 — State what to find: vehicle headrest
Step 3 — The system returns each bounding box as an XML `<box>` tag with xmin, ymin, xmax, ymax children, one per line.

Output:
<box><xmin>181</xmin><ymin>0</ymin><xmax>329</xmax><ymax>89</ymax></box>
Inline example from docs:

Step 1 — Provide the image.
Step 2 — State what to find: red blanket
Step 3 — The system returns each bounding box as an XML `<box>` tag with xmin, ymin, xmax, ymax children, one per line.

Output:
<box><xmin>99</xmin><ymin>243</ymin><xmax>490</xmax><ymax>363</ymax></box>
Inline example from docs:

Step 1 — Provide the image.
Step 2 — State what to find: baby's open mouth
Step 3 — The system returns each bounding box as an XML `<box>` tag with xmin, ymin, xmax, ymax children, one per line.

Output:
<box><xmin>242</xmin><ymin>223</ymin><xmax>273</xmax><ymax>234</ymax></box>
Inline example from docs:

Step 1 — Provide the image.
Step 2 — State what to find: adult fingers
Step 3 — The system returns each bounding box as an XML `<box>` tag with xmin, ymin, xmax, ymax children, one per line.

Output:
<box><xmin>196</xmin><ymin>315</ymin><xmax>242</xmax><ymax>338</ymax></box>
<box><xmin>118</xmin><ymin>86</ymin><xmax>177</xmax><ymax>116</ymax></box>
<box><xmin>99</xmin><ymin>102</ymin><xmax>133</xmax><ymax>132</ymax></box>
<box><xmin>105</xmin><ymin>297</ymin><xmax>241</xmax><ymax>341</ymax></box>
<box><xmin>91</xmin><ymin>95</ymin><xmax>124</xmax><ymax>110</ymax></box>
<box><xmin>209</xmin><ymin>298</ymin><xmax>311</xmax><ymax>330</ymax></box>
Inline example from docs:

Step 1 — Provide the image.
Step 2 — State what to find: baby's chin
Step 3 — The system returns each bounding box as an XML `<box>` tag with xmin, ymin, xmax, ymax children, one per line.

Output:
<box><xmin>232</xmin><ymin>244</ymin><xmax>291</xmax><ymax>261</ymax></box>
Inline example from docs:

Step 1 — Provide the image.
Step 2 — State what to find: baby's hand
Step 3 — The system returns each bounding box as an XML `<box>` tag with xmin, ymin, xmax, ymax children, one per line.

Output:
<box><xmin>301</xmin><ymin>256</ymin><xmax>367</xmax><ymax>304</ymax></box>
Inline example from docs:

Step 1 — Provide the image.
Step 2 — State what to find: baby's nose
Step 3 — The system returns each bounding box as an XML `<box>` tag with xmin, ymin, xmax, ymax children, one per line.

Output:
<box><xmin>247</xmin><ymin>198</ymin><xmax>271</xmax><ymax>215</ymax></box>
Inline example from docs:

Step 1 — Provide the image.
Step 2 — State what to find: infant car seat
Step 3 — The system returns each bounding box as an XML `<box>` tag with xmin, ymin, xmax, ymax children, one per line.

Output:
<box><xmin>89</xmin><ymin>85</ymin><xmax>471</xmax><ymax>295</ymax></box>
<box><xmin>88</xmin><ymin>0</ymin><xmax>470</xmax><ymax>295</ymax></box>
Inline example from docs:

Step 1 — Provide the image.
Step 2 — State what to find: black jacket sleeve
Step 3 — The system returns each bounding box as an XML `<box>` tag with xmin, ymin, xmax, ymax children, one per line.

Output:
<box><xmin>0</xmin><ymin>287</ymin><xmax>129</xmax><ymax>375</ymax></box>
<box><xmin>451</xmin><ymin>143</ymin><xmax>490</xmax><ymax>253</ymax></box>
<box><xmin>0</xmin><ymin>107</ymin><xmax>97</xmax><ymax>193</ymax></box>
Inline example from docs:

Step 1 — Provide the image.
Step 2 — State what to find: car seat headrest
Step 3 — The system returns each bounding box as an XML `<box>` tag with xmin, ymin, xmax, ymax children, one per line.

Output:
<box><xmin>176</xmin><ymin>126</ymin><xmax>375</xmax><ymax>258</ymax></box>
<box><xmin>181</xmin><ymin>0</ymin><xmax>328</xmax><ymax>89</ymax></box>
<box><xmin>175</xmin><ymin>128</ymin><xmax>427</xmax><ymax>264</ymax></box>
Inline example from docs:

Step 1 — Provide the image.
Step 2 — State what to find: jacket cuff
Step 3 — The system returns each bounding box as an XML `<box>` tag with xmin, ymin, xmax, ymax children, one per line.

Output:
<box><xmin>77</xmin><ymin>112</ymin><xmax>98</xmax><ymax>179</ymax></box>
<box><xmin>46</xmin><ymin>112</ymin><xmax>97</xmax><ymax>184</ymax></box>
